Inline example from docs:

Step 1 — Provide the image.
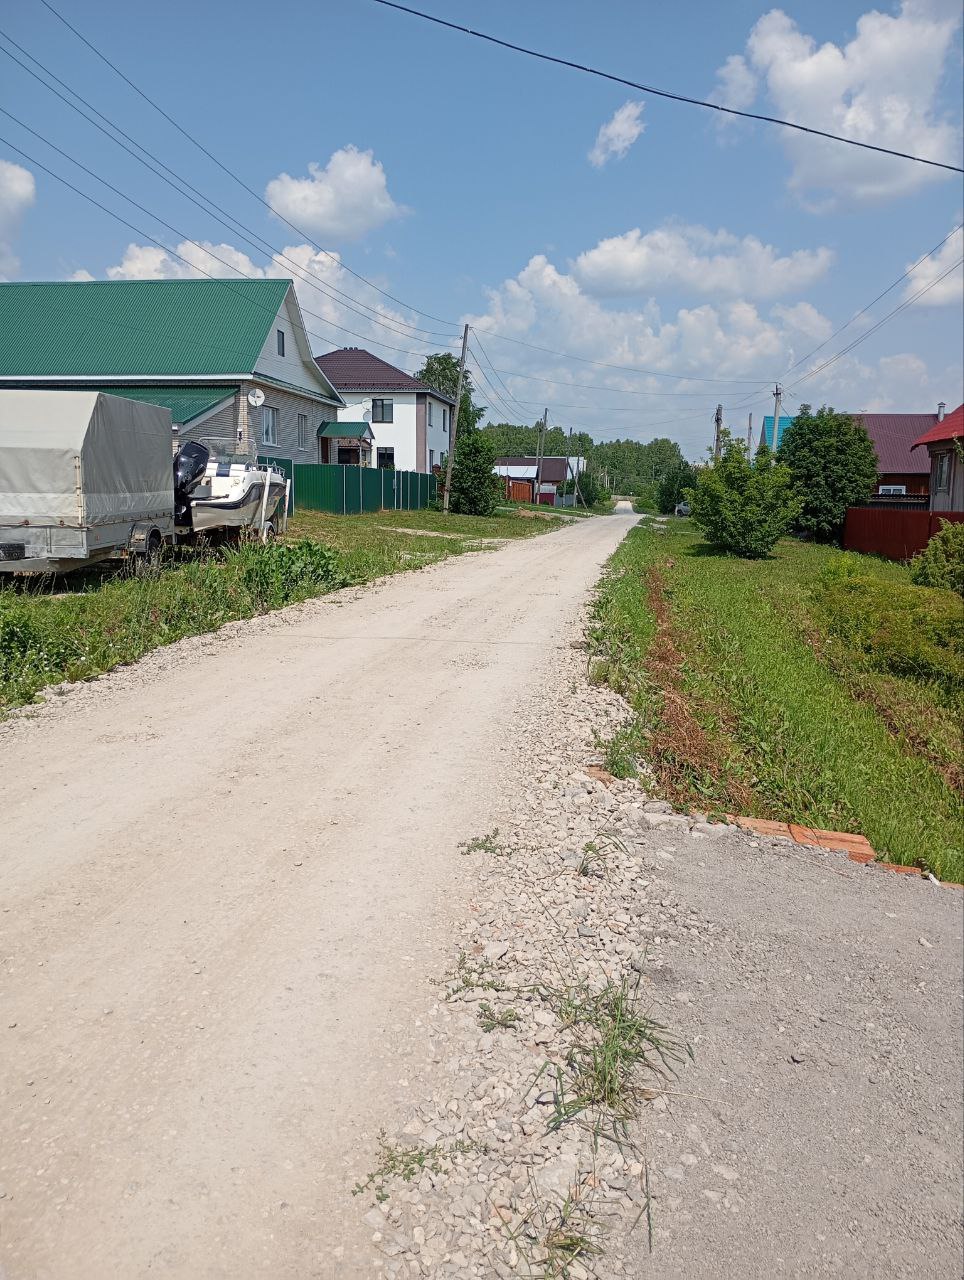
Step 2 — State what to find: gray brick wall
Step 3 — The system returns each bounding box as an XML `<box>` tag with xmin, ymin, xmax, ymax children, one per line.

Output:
<box><xmin>178</xmin><ymin>384</ymin><xmax>339</xmax><ymax>462</ymax></box>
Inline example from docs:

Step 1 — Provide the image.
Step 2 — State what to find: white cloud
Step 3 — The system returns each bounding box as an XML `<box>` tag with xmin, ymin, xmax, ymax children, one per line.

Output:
<box><xmin>67</xmin><ymin>268</ymin><xmax>96</xmax><ymax>282</ymax></box>
<box><xmin>903</xmin><ymin>224</ymin><xmax>964</xmax><ymax>304</ymax></box>
<box><xmin>714</xmin><ymin>1</ymin><xmax>962</xmax><ymax>205</ymax></box>
<box><xmin>588</xmin><ymin>101</ymin><xmax>646</xmax><ymax>167</ymax></box>
<box><xmin>102</xmin><ymin>236</ymin><xmax>444</xmax><ymax>364</ymax></box>
<box><xmin>0</xmin><ymin>159</ymin><xmax>36</xmax><ymax>280</ymax></box>
<box><xmin>264</xmin><ymin>145</ymin><xmax>404</xmax><ymax>241</ymax></box>
<box><xmin>573</xmin><ymin>223</ymin><xmax>834</xmax><ymax>299</ymax></box>
<box><xmin>464</xmin><ymin>249</ymin><xmax>962</xmax><ymax>452</ymax></box>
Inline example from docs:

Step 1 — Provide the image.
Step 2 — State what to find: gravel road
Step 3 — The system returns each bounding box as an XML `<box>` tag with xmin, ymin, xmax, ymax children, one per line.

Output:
<box><xmin>0</xmin><ymin>513</ymin><xmax>634</xmax><ymax>1279</ymax></box>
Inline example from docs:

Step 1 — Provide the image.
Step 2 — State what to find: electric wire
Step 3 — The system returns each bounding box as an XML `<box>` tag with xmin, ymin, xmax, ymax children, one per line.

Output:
<box><xmin>370</xmin><ymin>0</ymin><xmax>964</xmax><ymax>173</ymax></box>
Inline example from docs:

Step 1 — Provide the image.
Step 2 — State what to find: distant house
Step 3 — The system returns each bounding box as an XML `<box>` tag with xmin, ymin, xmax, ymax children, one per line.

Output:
<box><xmin>0</xmin><ymin>279</ymin><xmax>345</xmax><ymax>485</ymax></box>
<box><xmin>759</xmin><ymin>415</ymin><xmax>795</xmax><ymax>451</ymax></box>
<box><xmin>761</xmin><ymin>409</ymin><xmax>941</xmax><ymax>501</ymax></box>
<box><xmin>318</xmin><ymin>421</ymin><xmax>374</xmax><ymax>466</ymax></box>
<box><xmin>493</xmin><ymin>455</ymin><xmax>586</xmax><ymax>505</ymax></box>
<box><xmin>912</xmin><ymin>403</ymin><xmax>964</xmax><ymax>512</ymax></box>
<box><xmin>314</xmin><ymin>348</ymin><xmax>455</xmax><ymax>474</ymax></box>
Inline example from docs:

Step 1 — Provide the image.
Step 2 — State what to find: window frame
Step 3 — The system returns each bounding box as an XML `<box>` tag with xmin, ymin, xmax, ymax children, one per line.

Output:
<box><xmin>276</xmin><ymin>329</ymin><xmax>285</xmax><ymax>357</ymax></box>
<box><xmin>878</xmin><ymin>484</ymin><xmax>906</xmax><ymax>496</ymax></box>
<box><xmin>377</xmin><ymin>446</ymin><xmax>396</xmax><ymax>470</ymax></box>
<box><xmin>371</xmin><ymin>398</ymin><xmax>394</xmax><ymax>423</ymax></box>
<box><xmin>297</xmin><ymin>412</ymin><xmax>308</xmax><ymax>450</ymax></box>
<box><xmin>427</xmin><ymin>400</ymin><xmax>435</xmax><ymax>428</ymax></box>
<box><xmin>935</xmin><ymin>451</ymin><xmax>951</xmax><ymax>491</ymax></box>
<box><xmin>261</xmin><ymin>405</ymin><xmax>279</xmax><ymax>447</ymax></box>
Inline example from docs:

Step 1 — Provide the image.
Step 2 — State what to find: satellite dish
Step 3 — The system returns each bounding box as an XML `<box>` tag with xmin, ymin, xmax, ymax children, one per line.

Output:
<box><xmin>247</xmin><ymin>387</ymin><xmax>266</xmax><ymax>408</ymax></box>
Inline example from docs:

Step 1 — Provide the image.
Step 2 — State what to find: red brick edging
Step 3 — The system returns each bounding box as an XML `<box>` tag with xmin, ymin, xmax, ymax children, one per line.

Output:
<box><xmin>728</xmin><ymin>816</ymin><xmax>963</xmax><ymax>890</ymax></box>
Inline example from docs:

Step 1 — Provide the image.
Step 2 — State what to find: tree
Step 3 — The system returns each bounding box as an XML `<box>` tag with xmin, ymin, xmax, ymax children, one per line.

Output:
<box><xmin>414</xmin><ymin>352</ymin><xmax>484</xmax><ymax>436</ymax></box>
<box><xmin>657</xmin><ymin>461</ymin><xmax>697</xmax><ymax>514</ymax></box>
<box><xmin>448</xmin><ymin>427</ymin><xmax>500</xmax><ymax>516</ymax></box>
<box><xmin>778</xmin><ymin>404</ymin><xmax>877</xmax><ymax>542</ymax></box>
<box><xmin>690</xmin><ymin>433</ymin><xmax>801</xmax><ymax>558</ymax></box>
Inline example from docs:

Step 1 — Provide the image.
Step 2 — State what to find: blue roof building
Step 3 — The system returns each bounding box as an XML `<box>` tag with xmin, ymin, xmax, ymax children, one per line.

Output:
<box><xmin>759</xmin><ymin>415</ymin><xmax>795</xmax><ymax>450</ymax></box>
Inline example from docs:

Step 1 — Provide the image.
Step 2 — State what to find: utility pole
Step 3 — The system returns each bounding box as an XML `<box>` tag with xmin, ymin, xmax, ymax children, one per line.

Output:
<box><xmin>714</xmin><ymin>404</ymin><xmax>723</xmax><ymax>459</ymax></box>
<box><xmin>568</xmin><ymin>428</ymin><xmax>585</xmax><ymax>509</ymax></box>
<box><xmin>442</xmin><ymin>323</ymin><xmax>470</xmax><ymax>514</ymax></box>
<box><xmin>534</xmin><ymin>407</ymin><xmax>547</xmax><ymax>506</ymax></box>
<box><xmin>770</xmin><ymin>384</ymin><xmax>783</xmax><ymax>454</ymax></box>
<box><xmin>747</xmin><ymin>412</ymin><xmax>753</xmax><ymax>453</ymax></box>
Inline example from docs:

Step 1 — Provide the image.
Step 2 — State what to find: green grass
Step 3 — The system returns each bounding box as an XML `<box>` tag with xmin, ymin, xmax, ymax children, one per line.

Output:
<box><xmin>0</xmin><ymin>506</ymin><xmax>556</xmax><ymax>713</ymax></box>
<box><xmin>591</xmin><ymin>521</ymin><xmax>964</xmax><ymax>881</ymax></box>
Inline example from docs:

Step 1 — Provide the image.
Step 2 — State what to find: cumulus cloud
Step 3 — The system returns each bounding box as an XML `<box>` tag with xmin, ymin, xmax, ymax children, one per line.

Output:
<box><xmin>588</xmin><ymin>101</ymin><xmax>645</xmax><ymax>167</ymax></box>
<box><xmin>264</xmin><ymin>145</ymin><xmax>404</xmax><ymax>241</ymax></box>
<box><xmin>0</xmin><ymin>159</ymin><xmax>36</xmax><ymax>280</ymax></box>
<box><xmin>102</xmin><ymin>236</ymin><xmax>442</xmax><ymax>363</ymax></box>
<box><xmin>572</xmin><ymin>223</ymin><xmax>834</xmax><ymax>299</ymax></box>
<box><xmin>902</xmin><ymin>224</ymin><xmax>964</xmax><ymax>304</ymax></box>
<box><xmin>463</xmin><ymin>249</ymin><xmax>962</xmax><ymax>452</ymax></box>
<box><xmin>714</xmin><ymin>1</ymin><xmax>962</xmax><ymax>205</ymax></box>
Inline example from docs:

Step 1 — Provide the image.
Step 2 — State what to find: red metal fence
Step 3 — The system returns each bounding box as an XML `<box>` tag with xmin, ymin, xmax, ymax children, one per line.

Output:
<box><xmin>843</xmin><ymin>507</ymin><xmax>964</xmax><ymax>561</ymax></box>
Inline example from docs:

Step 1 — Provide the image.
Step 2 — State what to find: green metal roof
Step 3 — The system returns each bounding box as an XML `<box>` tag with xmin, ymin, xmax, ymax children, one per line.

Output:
<box><xmin>98</xmin><ymin>384</ymin><xmax>237</xmax><ymax>424</ymax></box>
<box><xmin>0</xmin><ymin>279</ymin><xmax>290</xmax><ymax>377</ymax></box>
<box><xmin>319</xmin><ymin>420</ymin><xmax>373</xmax><ymax>438</ymax></box>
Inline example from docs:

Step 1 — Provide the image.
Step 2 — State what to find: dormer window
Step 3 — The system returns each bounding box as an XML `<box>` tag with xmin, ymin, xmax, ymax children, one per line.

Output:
<box><xmin>276</xmin><ymin>329</ymin><xmax>285</xmax><ymax>356</ymax></box>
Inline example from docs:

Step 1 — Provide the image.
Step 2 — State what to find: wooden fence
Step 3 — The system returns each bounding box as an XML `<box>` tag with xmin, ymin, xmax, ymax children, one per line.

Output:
<box><xmin>842</xmin><ymin>507</ymin><xmax>964</xmax><ymax>561</ymax></box>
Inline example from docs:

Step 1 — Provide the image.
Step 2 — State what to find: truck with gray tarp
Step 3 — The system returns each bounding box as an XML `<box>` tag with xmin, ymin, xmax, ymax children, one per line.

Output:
<box><xmin>0</xmin><ymin>389</ymin><xmax>175</xmax><ymax>574</ymax></box>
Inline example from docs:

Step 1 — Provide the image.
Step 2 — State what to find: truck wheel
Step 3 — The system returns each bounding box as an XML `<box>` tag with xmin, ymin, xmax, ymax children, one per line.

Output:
<box><xmin>133</xmin><ymin>531</ymin><xmax>163</xmax><ymax>577</ymax></box>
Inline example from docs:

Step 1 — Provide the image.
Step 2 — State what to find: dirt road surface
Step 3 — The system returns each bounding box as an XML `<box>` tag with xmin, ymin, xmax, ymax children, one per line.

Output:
<box><xmin>0</xmin><ymin>514</ymin><xmax>634</xmax><ymax>1279</ymax></box>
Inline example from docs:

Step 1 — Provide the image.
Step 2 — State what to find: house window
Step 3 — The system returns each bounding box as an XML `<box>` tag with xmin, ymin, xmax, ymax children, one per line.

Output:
<box><xmin>261</xmin><ymin>405</ymin><xmax>278</xmax><ymax>446</ymax></box>
<box><xmin>372</xmin><ymin>398</ymin><xmax>393</xmax><ymax>423</ymax></box>
<box><xmin>276</xmin><ymin>329</ymin><xmax>285</xmax><ymax>356</ymax></box>
<box><xmin>935</xmin><ymin>452</ymin><xmax>951</xmax><ymax>491</ymax></box>
<box><xmin>429</xmin><ymin>449</ymin><xmax>435</xmax><ymax>469</ymax></box>
<box><xmin>377</xmin><ymin>447</ymin><xmax>395</xmax><ymax>469</ymax></box>
<box><xmin>442</xmin><ymin>407</ymin><xmax>449</xmax><ymax>433</ymax></box>
<box><xmin>427</xmin><ymin>401</ymin><xmax>435</xmax><ymax>428</ymax></box>
<box><xmin>297</xmin><ymin>413</ymin><xmax>308</xmax><ymax>450</ymax></box>
<box><xmin>879</xmin><ymin>484</ymin><xmax>906</xmax><ymax>496</ymax></box>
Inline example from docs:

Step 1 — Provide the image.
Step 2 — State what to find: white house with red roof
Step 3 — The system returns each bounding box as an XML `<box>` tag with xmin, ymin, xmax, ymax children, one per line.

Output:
<box><xmin>912</xmin><ymin>403</ymin><xmax>964</xmax><ymax>513</ymax></box>
<box><xmin>314</xmin><ymin>348</ymin><xmax>455</xmax><ymax>473</ymax></box>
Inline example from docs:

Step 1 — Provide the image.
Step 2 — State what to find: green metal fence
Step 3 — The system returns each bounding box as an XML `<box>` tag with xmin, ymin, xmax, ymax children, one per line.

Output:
<box><xmin>292</xmin><ymin>464</ymin><xmax>437</xmax><ymax>514</ymax></box>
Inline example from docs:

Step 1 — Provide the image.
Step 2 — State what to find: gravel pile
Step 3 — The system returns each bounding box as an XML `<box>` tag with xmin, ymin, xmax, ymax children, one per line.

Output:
<box><xmin>356</xmin><ymin>625</ymin><xmax>747</xmax><ymax>1277</ymax></box>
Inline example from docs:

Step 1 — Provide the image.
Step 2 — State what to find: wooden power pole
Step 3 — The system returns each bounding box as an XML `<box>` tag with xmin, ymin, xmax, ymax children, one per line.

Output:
<box><xmin>770</xmin><ymin>384</ymin><xmax>783</xmax><ymax>454</ymax></box>
<box><xmin>442</xmin><ymin>323</ymin><xmax>470</xmax><ymax>514</ymax></box>
<box><xmin>713</xmin><ymin>404</ymin><xmax>723</xmax><ymax>459</ymax></box>
<box><xmin>534</xmin><ymin>408</ymin><xmax>548</xmax><ymax>506</ymax></box>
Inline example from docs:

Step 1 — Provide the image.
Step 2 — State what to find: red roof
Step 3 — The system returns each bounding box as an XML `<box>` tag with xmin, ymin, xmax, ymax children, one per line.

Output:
<box><xmin>314</xmin><ymin>347</ymin><xmax>455</xmax><ymax>404</ymax></box>
<box><xmin>911</xmin><ymin>403</ymin><xmax>964</xmax><ymax>451</ymax></box>
<box><xmin>853</xmin><ymin>413</ymin><xmax>935</xmax><ymax>475</ymax></box>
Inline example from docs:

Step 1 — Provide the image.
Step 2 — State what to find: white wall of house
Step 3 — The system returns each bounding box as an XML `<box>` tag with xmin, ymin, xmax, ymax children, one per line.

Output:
<box><xmin>335</xmin><ymin>391</ymin><xmax>453</xmax><ymax>472</ymax></box>
<box><xmin>254</xmin><ymin>287</ymin><xmax>342</xmax><ymax>402</ymax></box>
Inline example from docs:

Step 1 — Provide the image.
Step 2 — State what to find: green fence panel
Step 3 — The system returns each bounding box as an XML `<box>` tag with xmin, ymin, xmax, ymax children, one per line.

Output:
<box><xmin>258</xmin><ymin>454</ymin><xmax>294</xmax><ymax>514</ymax></box>
<box><xmin>363</xmin><ymin>468</ymin><xmax>382</xmax><ymax>512</ymax></box>
<box><xmin>292</xmin><ymin>464</ymin><xmax>432</xmax><ymax>515</ymax></box>
<box><xmin>293</xmin><ymin>463</ymin><xmax>344</xmax><ymax>513</ymax></box>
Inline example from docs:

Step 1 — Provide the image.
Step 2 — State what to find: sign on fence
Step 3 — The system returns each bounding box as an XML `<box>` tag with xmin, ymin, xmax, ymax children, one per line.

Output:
<box><xmin>292</xmin><ymin>464</ymin><xmax>437</xmax><ymax>515</ymax></box>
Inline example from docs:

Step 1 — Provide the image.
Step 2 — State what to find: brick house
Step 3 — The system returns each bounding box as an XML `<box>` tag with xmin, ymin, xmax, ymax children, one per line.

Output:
<box><xmin>0</xmin><ymin>278</ymin><xmax>345</xmax><ymax>485</ymax></box>
<box><xmin>314</xmin><ymin>348</ymin><xmax>455</xmax><ymax>473</ymax></box>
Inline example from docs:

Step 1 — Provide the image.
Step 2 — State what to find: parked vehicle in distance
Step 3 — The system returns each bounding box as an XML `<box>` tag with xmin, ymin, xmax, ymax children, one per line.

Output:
<box><xmin>675</xmin><ymin>500</ymin><xmax>691</xmax><ymax>516</ymax></box>
<box><xmin>0</xmin><ymin>390</ymin><xmax>174</xmax><ymax>574</ymax></box>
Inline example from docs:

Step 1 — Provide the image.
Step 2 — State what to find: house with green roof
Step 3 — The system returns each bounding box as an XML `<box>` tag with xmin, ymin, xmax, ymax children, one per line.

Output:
<box><xmin>0</xmin><ymin>278</ymin><xmax>346</xmax><ymax>474</ymax></box>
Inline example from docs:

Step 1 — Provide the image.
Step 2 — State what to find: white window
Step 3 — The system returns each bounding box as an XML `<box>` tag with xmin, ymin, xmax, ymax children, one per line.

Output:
<box><xmin>442</xmin><ymin>407</ymin><xmax>449</xmax><ymax>433</ymax></box>
<box><xmin>297</xmin><ymin>413</ymin><xmax>308</xmax><ymax>450</ymax></box>
<box><xmin>879</xmin><ymin>485</ymin><xmax>906</xmax><ymax>496</ymax></box>
<box><xmin>935</xmin><ymin>452</ymin><xmax>951</xmax><ymax>491</ymax></box>
<box><xmin>262</xmin><ymin>405</ymin><xmax>278</xmax><ymax>446</ymax></box>
<box><xmin>427</xmin><ymin>401</ymin><xmax>434</xmax><ymax>428</ymax></box>
<box><xmin>276</xmin><ymin>329</ymin><xmax>285</xmax><ymax>356</ymax></box>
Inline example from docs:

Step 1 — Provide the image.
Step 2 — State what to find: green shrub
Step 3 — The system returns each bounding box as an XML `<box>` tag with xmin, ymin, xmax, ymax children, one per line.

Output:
<box><xmin>227</xmin><ymin>538</ymin><xmax>346</xmax><ymax>608</ymax></box>
<box><xmin>778</xmin><ymin>404</ymin><xmax>878</xmax><ymax>542</ymax></box>
<box><xmin>910</xmin><ymin>520</ymin><xmax>964</xmax><ymax>596</ymax></box>
<box><xmin>690</xmin><ymin>433</ymin><xmax>800</xmax><ymax>558</ymax></box>
<box><xmin>817</xmin><ymin>569</ymin><xmax>963</xmax><ymax>692</ymax></box>
<box><xmin>0</xmin><ymin>604</ymin><xmax>84</xmax><ymax>689</ymax></box>
<box><xmin>448</xmin><ymin>428</ymin><xmax>501</xmax><ymax>516</ymax></box>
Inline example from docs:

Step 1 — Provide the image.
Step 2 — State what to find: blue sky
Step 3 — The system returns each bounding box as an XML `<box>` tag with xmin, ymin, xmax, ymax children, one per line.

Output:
<box><xmin>0</xmin><ymin>0</ymin><xmax>961</xmax><ymax>455</ymax></box>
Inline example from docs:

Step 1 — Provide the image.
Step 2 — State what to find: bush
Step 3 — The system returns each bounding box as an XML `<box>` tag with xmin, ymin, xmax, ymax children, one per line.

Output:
<box><xmin>657</xmin><ymin>462</ymin><xmax>697</xmax><ymax>514</ymax></box>
<box><xmin>228</xmin><ymin>538</ymin><xmax>347</xmax><ymax>608</ymax></box>
<box><xmin>689</xmin><ymin>434</ymin><xmax>800</xmax><ymax>558</ymax></box>
<box><xmin>817</xmin><ymin>558</ymin><xmax>963</xmax><ymax>692</ymax></box>
<box><xmin>448</xmin><ymin>428</ymin><xmax>501</xmax><ymax>516</ymax></box>
<box><xmin>0</xmin><ymin>604</ymin><xmax>84</xmax><ymax>687</ymax></box>
<box><xmin>910</xmin><ymin>520</ymin><xmax>964</xmax><ymax>596</ymax></box>
<box><xmin>779</xmin><ymin>405</ymin><xmax>878</xmax><ymax>542</ymax></box>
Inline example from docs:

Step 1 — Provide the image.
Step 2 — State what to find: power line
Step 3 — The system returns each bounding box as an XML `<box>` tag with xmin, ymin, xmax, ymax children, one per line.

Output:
<box><xmin>19</xmin><ymin>5</ymin><xmax>781</xmax><ymax>392</ymax></box>
<box><xmin>0</xmin><ymin>34</ymin><xmax>460</xmax><ymax>347</ymax></box>
<box><xmin>371</xmin><ymin>0</ymin><xmax>963</xmax><ymax>174</ymax></box>
<box><xmin>787</xmin><ymin>258</ymin><xmax>964</xmax><ymax>392</ymax></box>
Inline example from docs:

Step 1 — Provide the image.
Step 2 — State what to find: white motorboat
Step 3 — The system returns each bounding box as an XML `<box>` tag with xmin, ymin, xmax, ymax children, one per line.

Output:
<box><xmin>174</xmin><ymin>443</ymin><xmax>287</xmax><ymax>538</ymax></box>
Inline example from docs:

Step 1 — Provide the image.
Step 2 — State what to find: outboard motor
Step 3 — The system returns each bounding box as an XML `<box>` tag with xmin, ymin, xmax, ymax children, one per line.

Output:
<box><xmin>173</xmin><ymin>441</ymin><xmax>211</xmax><ymax>531</ymax></box>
